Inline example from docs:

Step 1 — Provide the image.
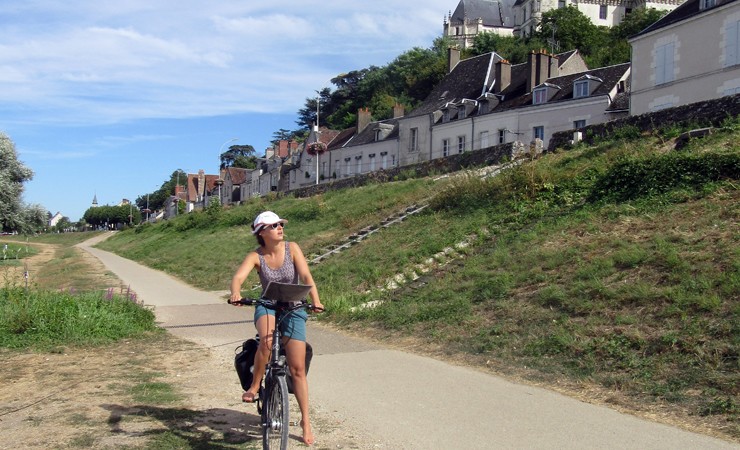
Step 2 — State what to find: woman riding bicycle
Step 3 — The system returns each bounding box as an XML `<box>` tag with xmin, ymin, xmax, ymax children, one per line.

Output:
<box><xmin>230</xmin><ymin>211</ymin><xmax>324</xmax><ymax>446</ymax></box>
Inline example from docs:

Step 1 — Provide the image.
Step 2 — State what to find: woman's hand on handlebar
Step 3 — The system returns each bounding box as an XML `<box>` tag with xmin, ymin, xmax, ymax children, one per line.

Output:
<box><xmin>310</xmin><ymin>302</ymin><xmax>325</xmax><ymax>313</ymax></box>
<box><xmin>228</xmin><ymin>293</ymin><xmax>243</xmax><ymax>305</ymax></box>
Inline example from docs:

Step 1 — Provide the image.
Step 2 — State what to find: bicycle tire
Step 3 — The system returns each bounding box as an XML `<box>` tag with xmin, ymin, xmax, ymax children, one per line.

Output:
<box><xmin>262</xmin><ymin>375</ymin><xmax>289</xmax><ymax>450</ymax></box>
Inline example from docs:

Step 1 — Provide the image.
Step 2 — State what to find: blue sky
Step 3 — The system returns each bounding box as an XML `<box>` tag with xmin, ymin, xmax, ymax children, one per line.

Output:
<box><xmin>1</xmin><ymin>1</ymin><xmax>453</xmax><ymax>221</ymax></box>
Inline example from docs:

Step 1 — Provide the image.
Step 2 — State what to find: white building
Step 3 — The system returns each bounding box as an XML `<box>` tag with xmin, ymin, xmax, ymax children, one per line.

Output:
<box><xmin>510</xmin><ymin>0</ymin><xmax>683</xmax><ymax>38</ymax></box>
<box><xmin>443</xmin><ymin>0</ymin><xmax>517</xmax><ymax>48</ymax></box>
<box><xmin>629</xmin><ymin>0</ymin><xmax>740</xmax><ymax>115</ymax></box>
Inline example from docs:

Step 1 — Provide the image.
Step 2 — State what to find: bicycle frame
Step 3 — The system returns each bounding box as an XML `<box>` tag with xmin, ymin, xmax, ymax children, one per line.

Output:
<box><xmin>230</xmin><ymin>296</ymin><xmax>313</xmax><ymax>450</ymax></box>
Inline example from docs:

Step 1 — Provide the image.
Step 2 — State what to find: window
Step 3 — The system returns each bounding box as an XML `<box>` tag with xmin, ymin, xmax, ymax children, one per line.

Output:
<box><xmin>558</xmin><ymin>0</ymin><xmax>566</xmax><ymax>8</ymax></box>
<box><xmin>374</xmin><ymin>129</ymin><xmax>381</xmax><ymax>142</ymax></box>
<box><xmin>574</xmin><ymin>80</ymin><xmax>589</xmax><ymax>98</ymax></box>
<box><xmin>335</xmin><ymin>160</ymin><xmax>340</xmax><ymax>178</ymax></box>
<box><xmin>724</xmin><ymin>86</ymin><xmax>740</xmax><ymax>96</ymax></box>
<box><xmin>458</xmin><ymin>107</ymin><xmax>466</xmax><ymax>119</ymax></box>
<box><xmin>442</xmin><ymin>139</ymin><xmax>450</xmax><ymax>157</ymax></box>
<box><xmin>725</xmin><ymin>20</ymin><xmax>740</xmax><ymax>67</ymax></box>
<box><xmin>480</xmin><ymin>130</ymin><xmax>489</xmax><ymax>149</ymax></box>
<box><xmin>345</xmin><ymin>158</ymin><xmax>351</xmax><ymax>176</ymax></box>
<box><xmin>356</xmin><ymin>156</ymin><xmax>362</xmax><ymax>174</ymax></box>
<box><xmin>381</xmin><ymin>152</ymin><xmax>389</xmax><ymax>169</ymax></box>
<box><xmin>479</xmin><ymin>101</ymin><xmax>489</xmax><ymax>115</ymax></box>
<box><xmin>533</xmin><ymin>87</ymin><xmax>547</xmax><ymax>104</ymax></box>
<box><xmin>700</xmin><ymin>0</ymin><xmax>716</xmax><ymax>9</ymax></box>
<box><xmin>409</xmin><ymin>128</ymin><xmax>418</xmax><ymax>152</ymax></box>
<box><xmin>533</xmin><ymin>126</ymin><xmax>544</xmax><ymax>141</ymax></box>
<box><xmin>498</xmin><ymin>129</ymin><xmax>506</xmax><ymax>144</ymax></box>
<box><xmin>457</xmin><ymin>136</ymin><xmax>466</xmax><ymax>153</ymax></box>
<box><xmin>655</xmin><ymin>42</ymin><xmax>675</xmax><ymax>85</ymax></box>
<box><xmin>369</xmin><ymin>154</ymin><xmax>376</xmax><ymax>172</ymax></box>
<box><xmin>599</xmin><ymin>5</ymin><xmax>607</xmax><ymax>20</ymax></box>
<box><xmin>442</xmin><ymin>110</ymin><xmax>450</xmax><ymax>122</ymax></box>
<box><xmin>573</xmin><ymin>120</ymin><xmax>586</xmax><ymax>130</ymax></box>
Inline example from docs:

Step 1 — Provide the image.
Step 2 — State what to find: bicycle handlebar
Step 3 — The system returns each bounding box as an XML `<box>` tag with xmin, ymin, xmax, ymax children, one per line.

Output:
<box><xmin>228</xmin><ymin>297</ymin><xmax>324</xmax><ymax>312</ymax></box>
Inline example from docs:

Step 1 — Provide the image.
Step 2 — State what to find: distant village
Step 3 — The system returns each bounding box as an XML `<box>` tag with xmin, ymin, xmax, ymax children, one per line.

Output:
<box><xmin>82</xmin><ymin>0</ymin><xmax>739</xmax><ymax>224</ymax></box>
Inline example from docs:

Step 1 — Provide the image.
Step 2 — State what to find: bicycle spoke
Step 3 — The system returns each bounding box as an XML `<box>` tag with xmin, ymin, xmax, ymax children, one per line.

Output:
<box><xmin>263</xmin><ymin>376</ymin><xmax>289</xmax><ymax>450</ymax></box>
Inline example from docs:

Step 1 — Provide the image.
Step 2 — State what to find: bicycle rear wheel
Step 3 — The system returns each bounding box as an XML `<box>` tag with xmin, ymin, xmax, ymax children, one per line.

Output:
<box><xmin>262</xmin><ymin>375</ymin><xmax>289</xmax><ymax>450</ymax></box>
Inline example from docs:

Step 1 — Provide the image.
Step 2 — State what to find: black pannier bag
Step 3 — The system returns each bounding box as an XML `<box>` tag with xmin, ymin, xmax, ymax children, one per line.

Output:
<box><xmin>234</xmin><ymin>338</ymin><xmax>259</xmax><ymax>391</ymax></box>
<box><xmin>234</xmin><ymin>337</ymin><xmax>313</xmax><ymax>394</ymax></box>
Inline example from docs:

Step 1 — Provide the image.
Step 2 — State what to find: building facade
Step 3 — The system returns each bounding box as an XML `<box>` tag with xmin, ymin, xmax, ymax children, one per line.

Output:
<box><xmin>629</xmin><ymin>0</ymin><xmax>740</xmax><ymax>114</ymax></box>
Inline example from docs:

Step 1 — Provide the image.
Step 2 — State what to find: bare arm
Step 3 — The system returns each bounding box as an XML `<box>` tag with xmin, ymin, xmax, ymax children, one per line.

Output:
<box><xmin>230</xmin><ymin>251</ymin><xmax>260</xmax><ymax>302</ymax></box>
<box><xmin>291</xmin><ymin>242</ymin><xmax>324</xmax><ymax>310</ymax></box>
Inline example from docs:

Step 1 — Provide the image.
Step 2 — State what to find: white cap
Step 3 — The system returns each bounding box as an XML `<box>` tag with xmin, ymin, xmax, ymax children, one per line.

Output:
<box><xmin>251</xmin><ymin>211</ymin><xmax>288</xmax><ymax>234</ymax></box>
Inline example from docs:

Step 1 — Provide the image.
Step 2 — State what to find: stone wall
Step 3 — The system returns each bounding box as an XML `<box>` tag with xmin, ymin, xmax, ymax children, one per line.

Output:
<box><xmin>548</xmin><ymin>94</ymin><xmax>740</xmax><ymax>152</ymax></box>
<box><xmin>289</xmin><ymin>142</ymin><xmax>522</xmax><ymax>198</ymax></box>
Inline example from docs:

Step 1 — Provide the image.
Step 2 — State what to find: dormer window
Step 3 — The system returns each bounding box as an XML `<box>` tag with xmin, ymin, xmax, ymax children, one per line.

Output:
<box><xmin>700</xmin><ymin>0</ymin><xmax>716</xmax><ymax>9</ymax></box>
<box><xmin>459</xmin><ymin>108</ymin><xmax>467</xmax><ymax>119</ymax></box>
<box><xmin>374</xmin><ymin>129</ymin><xmax>382</xmax><ymax>141</ymax></box>
<box><xmin>442</xmin><ymin>109</ymin><xmax>451</xmax><ymax>123</ymax></box>
<box><xmin>533</xmin><ymin>87</ymin><xmax>547</xmax><ymax>105</ymax></box>
<box><xmin>574</xmin><ymin>80</ymin><xmax>589</xmax><ymax>98</ymax></box>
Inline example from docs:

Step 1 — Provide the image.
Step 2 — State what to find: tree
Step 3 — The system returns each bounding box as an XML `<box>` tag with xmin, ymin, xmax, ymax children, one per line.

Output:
<box><xmin>83</xmin><ymin>205</ymin><xmax>139</xmax><ymax>228</ymax></box>
<box><xmin>0</xmin><ymin>133</ymin><xmax>39</xmax><ymax>233</ymax></box>
<box><xmin>535</xmin><ymin>6</ymin><xmax>608</xmax><ymax>59</ymax></box>
<box><xmin>471</xmin><ymin>33</ymin><xmax>547</xmax><ymax>63</ymax></box>
<box><xmin>220</xmin><ymin>144</ymin><xmax>257</xmax><ymax>170</ymax></box>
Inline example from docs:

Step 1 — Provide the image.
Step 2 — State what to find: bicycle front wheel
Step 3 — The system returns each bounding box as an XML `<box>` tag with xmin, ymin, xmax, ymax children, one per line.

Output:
<box><xmin>262</xmin><ymin>375</ymin><xmax>289</xmax><ymax>450</ymax></box>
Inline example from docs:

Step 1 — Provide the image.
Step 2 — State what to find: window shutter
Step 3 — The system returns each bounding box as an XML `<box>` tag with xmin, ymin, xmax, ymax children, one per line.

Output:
<box><xmin>655</xmin><ymin>45</ymin><xmax>666</xmax><ymax>85</ymax></box>
<box><xmin>727</xmin><ymin>21</ymin><xmax>739</xmax><ymax>67</ymax></box>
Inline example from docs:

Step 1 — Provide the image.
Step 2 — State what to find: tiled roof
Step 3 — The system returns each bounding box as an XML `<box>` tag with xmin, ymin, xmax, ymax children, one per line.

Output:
<box><xmin>328</xmin><ymin>127</ymin><xmax>357</xmax><ymax>150</ymax></box>
<box><xmin>450</xmin><ymin>0</ymin><xmax>516</xmax><ymax>28</ymax></box>
<box><xmin>344</xmin><ymin>119</ymin><xmax>400</xmax><ymax>148</ymax></box>
<box><xmin>225</xmin><ymin>167</ymin><xmax>249</xmax><ymax>185</ymax></box>
<box><xmin>607</xmin><ymin>90</ymin><xmax>630</xmax><ymax>112</ymax></box>
<box><xmin>495</xmin><ymin>63</ymin><xmax>631</xmax><ymax>111</ymax></box>
<box><xmin>409</xmin><ymin>52</ymin><xmax>503</xmax><ymax>117</ymax></box>
<box><xmin>633</xmin><ymin>0</ymin><xmax>736</xmax><ymax>37</ymax></box>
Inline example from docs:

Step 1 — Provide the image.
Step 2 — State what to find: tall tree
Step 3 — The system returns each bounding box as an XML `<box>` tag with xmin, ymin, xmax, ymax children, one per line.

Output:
<box><xmin>0</xmin><ymin>133</ymin><xmax>37</xmax><ymax>232</ymax></box>
<box><xmin>220</xmin><ymin>144</ymin><xmax>257</xmax><ymax>169</ymax></box>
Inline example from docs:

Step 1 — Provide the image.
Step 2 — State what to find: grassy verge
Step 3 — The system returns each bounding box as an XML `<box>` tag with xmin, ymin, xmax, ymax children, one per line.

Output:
<box><xmin>0</xmin><ymin>285</ymin><xmax>159</xmax><ymax>351</ymax></box>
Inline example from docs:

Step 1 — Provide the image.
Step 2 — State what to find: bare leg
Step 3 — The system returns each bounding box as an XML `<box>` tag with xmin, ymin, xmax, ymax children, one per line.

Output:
<box><xmin>284</xmin><ymin>338</ymin><xmax>314</xmax><ymax>445</ymax></box>
<box><xmin>243</xmin><ymin>313</ymin><xmax>274</xmax><ymax>402</ymax></box>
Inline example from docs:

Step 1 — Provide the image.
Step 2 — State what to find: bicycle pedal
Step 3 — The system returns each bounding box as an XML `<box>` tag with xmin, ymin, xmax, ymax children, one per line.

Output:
<box><xmin>289</xmin><ymin>421</ymin><xmax>299</xmax><ymax>426</ymax></box>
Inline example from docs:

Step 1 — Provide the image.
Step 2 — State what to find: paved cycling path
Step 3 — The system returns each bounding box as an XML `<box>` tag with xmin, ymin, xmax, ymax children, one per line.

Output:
<box><xmin>79</xmin><ymin>233</ymin><xmax>738</xmax><ymax>450</ymax></box>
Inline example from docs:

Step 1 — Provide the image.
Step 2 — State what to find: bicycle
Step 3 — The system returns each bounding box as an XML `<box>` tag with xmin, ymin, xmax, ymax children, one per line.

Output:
<box><xmin>229</xmin><ymin>281</ymin><xmax>321</xmax><ymax>450</ymax></box>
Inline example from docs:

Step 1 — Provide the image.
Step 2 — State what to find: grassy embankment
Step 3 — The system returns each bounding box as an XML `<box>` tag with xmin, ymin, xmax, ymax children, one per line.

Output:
<box><xmin>1</xmin><ymin>231</ymin><xmax>159</xmax><ymax>350</ymax></box>
<box><xmin>25</xmin><ymin>118</ymin><xmax>740</xmax><ymax>439</ymax></box>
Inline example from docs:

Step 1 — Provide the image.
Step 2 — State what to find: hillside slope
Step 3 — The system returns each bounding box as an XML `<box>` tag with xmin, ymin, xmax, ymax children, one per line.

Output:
<box><xmin>98</xmin><ymin>119</ymin><xmax>739</xmax><ymax>440</ymax></box>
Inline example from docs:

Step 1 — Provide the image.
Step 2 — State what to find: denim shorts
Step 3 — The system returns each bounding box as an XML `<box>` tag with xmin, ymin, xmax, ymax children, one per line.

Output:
<box><xmin>254</xmin><ymin>304</ymin><xmax>308</xmax><ymax>342</ymax></box>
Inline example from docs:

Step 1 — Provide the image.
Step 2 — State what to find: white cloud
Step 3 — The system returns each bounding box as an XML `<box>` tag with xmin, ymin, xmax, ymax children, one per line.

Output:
<box><xmin>0</xmin><ymin>1</ymin><xmax>452</xmax><ymax>126</ymax></box>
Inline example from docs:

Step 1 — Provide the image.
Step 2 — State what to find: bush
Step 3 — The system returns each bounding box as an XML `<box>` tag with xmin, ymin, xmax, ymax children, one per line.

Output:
<box><xmin>0</xmin><ymin>286</ymin><xmax>157</xmax><ymax>349</ymax></box>
<box><xmin>589</xmin><ymin>151</ymin><xmax>740</xmax><ymax>202</ymax></box>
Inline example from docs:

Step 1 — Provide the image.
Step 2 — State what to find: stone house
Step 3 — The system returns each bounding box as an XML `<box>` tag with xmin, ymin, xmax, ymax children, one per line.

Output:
<box><xmin>628</xmin><ymin>0</ymin><xmax>740</xmax><ymax>115</ymax></box>
<box><xmin>512</xmin><ymin>0</ymin><xmax>684</xmax><ymax>38</ymax></box>
<box><xmin>443</xmin><ymin>0</ymin><xmax>517</xmax><ymax>48</ymax></box>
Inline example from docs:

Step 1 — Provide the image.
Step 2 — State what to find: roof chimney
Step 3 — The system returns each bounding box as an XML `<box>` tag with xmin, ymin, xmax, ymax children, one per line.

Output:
<box><xmin>527</xmin><ymin>50</ymin><xmax>559</xmax><ymax>93</ymax></box>
<box><xmin>393</xmin><ymin>103</ymin><xmax>405</xmax><ymax>118</ymax></box>
<box><xmin>357</xmin><ymin>108</ymin><xmax>372</xmax><ymax>133</ymax></box>
<box><xmin>448</xmin><ymin>47</ymin><xmax>461</xmax><ymax>73</ymax></box>
<box><xmin>494</xmin><ymin>59</ymin><xmax>511</xmax><ymax>94</ymax></box>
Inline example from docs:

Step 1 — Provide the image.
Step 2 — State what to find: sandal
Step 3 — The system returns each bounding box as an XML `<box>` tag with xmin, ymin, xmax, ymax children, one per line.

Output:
<box><xmin>242</xmin><ymin>391</ymin><xmax>257</xmax><ymax>403</ymax></box>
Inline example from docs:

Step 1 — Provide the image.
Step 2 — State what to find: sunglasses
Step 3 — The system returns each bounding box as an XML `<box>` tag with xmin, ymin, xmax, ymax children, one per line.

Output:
<box><xmin>264</xmin><ymin>223</ymin><xmax>284</xmax><ymax>230</ymax></box>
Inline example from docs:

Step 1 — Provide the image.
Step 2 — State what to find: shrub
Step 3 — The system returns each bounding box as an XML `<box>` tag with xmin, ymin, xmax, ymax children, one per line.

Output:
<box><xmin>589</xmin><ymin>152</ymin><xmax>740</xmax><ymax>202</ymax></box>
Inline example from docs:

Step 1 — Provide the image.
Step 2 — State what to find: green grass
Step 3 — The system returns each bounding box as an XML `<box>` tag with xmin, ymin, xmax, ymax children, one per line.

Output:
<box><xmin>94</xmin><ymin>119</ymin><xmax>739</xmax><ymax>438</ymax></box>
<box><xmin>0</xmin><ymin>285</ymin><xmax>159</xmax><ymax>350</ymax></box>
